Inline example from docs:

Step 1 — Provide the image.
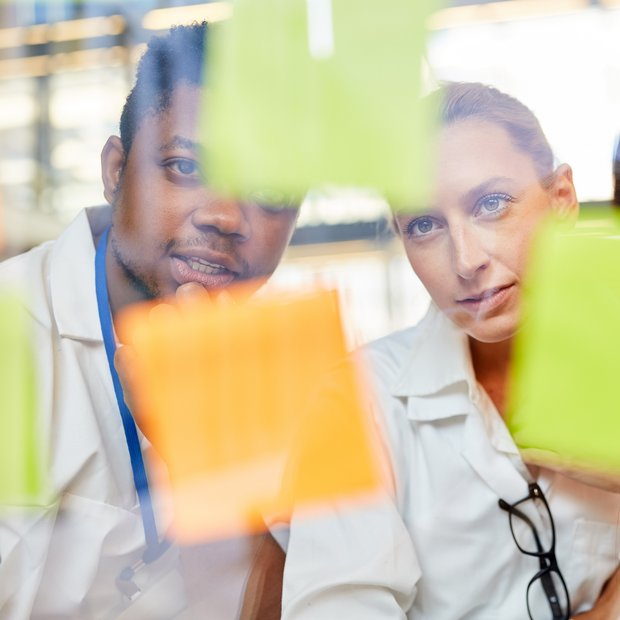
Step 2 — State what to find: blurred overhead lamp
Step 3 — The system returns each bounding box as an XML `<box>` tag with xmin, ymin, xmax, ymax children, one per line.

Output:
<box><xmin>142</xmin><ymin>2</ymin><xmax>232</xmax><ymax>31</ymax></box>
<box><xmin>0</xmin><ymin>15</ymin><xmax>125</xmax><ymax>50</ymax></box>
<box><xmin>427</xmin><ymin>0</ymin><xmax>588</xmax><ymax>29</ymax></box>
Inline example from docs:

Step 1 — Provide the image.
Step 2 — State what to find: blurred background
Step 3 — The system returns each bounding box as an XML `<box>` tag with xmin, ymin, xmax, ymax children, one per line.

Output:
<box><xmin>1</xmin><ymin>0</ymin><xmax>619</xmax><ymax>346</ymax></box>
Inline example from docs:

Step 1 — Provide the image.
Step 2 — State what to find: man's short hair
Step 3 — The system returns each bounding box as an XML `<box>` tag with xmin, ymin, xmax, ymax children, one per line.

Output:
<box><xmin>119</xmin><ymin>21</ymin><xmax>208</xmax><ymax>159</ymax></box>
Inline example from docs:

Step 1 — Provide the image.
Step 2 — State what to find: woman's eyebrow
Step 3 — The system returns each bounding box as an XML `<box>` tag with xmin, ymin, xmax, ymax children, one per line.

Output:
<box><xmin>159</xmin><ymin>135</ymin><xmax>198</xmax><ymax>153</ymax></box>
<box><xmin>463</xmin><ymin>177</ymin><xmax>514</xmax><ymax>204</ymax></box>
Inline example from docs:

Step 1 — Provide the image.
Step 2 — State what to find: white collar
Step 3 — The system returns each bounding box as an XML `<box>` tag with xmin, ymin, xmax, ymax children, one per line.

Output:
<box><xmin>390</xmin><ymin>303</ymin><xmax>476</xmax><ymax>399</ymax></box>
<box><xmin>50</xmin><ymin>207</ymin><xmax>110</xmax><ymax>342</ymax></box>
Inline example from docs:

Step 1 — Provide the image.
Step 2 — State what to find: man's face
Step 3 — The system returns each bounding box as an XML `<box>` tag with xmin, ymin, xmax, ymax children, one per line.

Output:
<box><xmin>104</xmin><ymin>84</ymin><xmax>298</xmax><ymax>309</ymax></box>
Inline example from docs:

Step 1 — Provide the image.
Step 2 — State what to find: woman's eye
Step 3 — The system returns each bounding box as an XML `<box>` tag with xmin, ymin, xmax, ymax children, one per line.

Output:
<box><xmin>476</xmin><ymin>193</ymin><xmax>514</xmax><ymax>216</ymax></box>
<box><xmin>406</xmin><ymin>216</ymin><xmax>438</xmax><ymax>238</ymax></box>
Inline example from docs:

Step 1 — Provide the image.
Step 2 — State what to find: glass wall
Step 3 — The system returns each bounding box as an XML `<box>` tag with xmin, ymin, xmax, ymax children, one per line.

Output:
<box><xmin>2</xmin><ymin>0</ymin><xmax>619</xmax><ymax>342</ymax></box>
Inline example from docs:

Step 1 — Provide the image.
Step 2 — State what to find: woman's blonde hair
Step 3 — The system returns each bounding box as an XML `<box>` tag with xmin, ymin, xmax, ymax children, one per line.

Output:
<box><xmin>438</xmin><ymin>82</ymin><xmax>554</xmax><ymax>183</ymax></box>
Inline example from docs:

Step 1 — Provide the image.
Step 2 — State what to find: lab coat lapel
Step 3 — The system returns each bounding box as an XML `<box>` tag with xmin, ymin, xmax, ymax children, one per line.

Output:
<box><xmin>392</xmin><ymin>305</ymin><xmax>472</xmax><ymax>399</ymax></box>
<box><xmin>461</xmin><ymin>408</ymin><xmax>529</xmax><ymax>503</ymax></box>
<box><xmin>393</xmin><ymin>304</ymin><xmax>532</xmax><ymax>501</ymax></box>
<box><xmin>50</xmin><ymin>209</ymin><xmax>103</xmax><ymax>342</ymax></box>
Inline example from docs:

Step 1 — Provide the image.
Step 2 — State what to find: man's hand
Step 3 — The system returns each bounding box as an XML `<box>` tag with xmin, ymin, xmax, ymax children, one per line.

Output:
<box><xmin>113</xmin><ymin>282</ymin><xmax>234</xmax><ymax>433</ymax></box>
<box><xmin>573</xmin><ymin>565</ymin><xmax>620</xmax><ymax>620</ymax></box>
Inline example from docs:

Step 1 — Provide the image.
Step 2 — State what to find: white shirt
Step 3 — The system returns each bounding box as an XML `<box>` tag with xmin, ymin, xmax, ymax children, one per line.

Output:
<box><xmin>282</xmin><ymin>304</ymin><xmax>620</xmax><ymax>619</ymax></box>
<box><xmin>0</xmin><ymin>209</ymin><xmax>254</xmax><ymax>619</ymax></box>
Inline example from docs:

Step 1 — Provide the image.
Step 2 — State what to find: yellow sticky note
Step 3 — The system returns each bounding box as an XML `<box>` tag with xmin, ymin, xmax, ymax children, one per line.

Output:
<box><xmin>204</xmin><ymin>0</ymin><xmax>439</xmax><ymax>209</ymax></box>
<box><xmin>0</xmin><ymin>291</ymin><xmax>46</xmax><ymax>506</ymax></box>
<box><xmin>507</xmin><ymin>210</ymin><xmax>620</xmax><ymax>490</ymax></box>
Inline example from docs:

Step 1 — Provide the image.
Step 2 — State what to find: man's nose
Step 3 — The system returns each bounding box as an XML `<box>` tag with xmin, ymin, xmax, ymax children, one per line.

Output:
<box><xmin>450</xmin><ymin>224</ymin><xmax>490</xmax><ymax>280</ymax></box>
<box><xmin>191</xmin><ymin>192</ymin><xmax>251</xmax><ymax>239</ymax></box>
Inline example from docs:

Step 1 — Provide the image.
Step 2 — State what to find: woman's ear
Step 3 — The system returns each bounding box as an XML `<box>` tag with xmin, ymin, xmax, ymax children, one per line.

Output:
<box><xmin>101</xmin><ymin>136</ymin><xmax>125</xmax><ymax>205</ymax></box>
<box><xmin>548</xmin><ymin>163</ymin><xmax>579</xmax><ymax>226</ymax></box>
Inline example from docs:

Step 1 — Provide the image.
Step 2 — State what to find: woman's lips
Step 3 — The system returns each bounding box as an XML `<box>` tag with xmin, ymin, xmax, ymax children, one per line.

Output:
<box><xmin>171</xmin><ymin>255</ymin><xmax>236</xmax><ymax>289</ymax></box>
<box><xmin>456</xmin><ymin>284</ymin><xmax>515</xmax><ymax>315</ymax></box>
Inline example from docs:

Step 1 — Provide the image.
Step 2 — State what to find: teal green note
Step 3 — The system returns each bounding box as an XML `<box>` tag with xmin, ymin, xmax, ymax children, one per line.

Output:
<box><xmin>0</xmin><ymin>292</ymin><xmax>46</xmax><ymax>506</ymax></box>
<box><xmin>203</xmin><ymin>0</ymin><xmax>439</xmax><ymax>210</ymax></box>
<box><xmin>507</xmin><ymin>210</ymin><xmax>620</xmax><ymax>483</ymax></box>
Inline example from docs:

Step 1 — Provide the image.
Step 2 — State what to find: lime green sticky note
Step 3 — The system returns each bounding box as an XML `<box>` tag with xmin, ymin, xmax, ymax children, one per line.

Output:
<box><xmin>0</xmin><ymin>292</ymin><xmax>46</xmax><ymax>506</ymax></box>
<box><xmin>507</xmin><ymin>210</ymin><xmax>620</xmax><ymax>482</ymax></box>
<box><xmin>204</xmin><ymin>0</ymin><xmax>439</xmax><ymax>209</ymax></box>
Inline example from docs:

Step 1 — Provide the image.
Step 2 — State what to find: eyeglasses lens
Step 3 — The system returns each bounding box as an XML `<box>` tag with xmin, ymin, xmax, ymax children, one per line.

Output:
<box><xmin>527</xmin><ymin>569</ymin><xmax>569</xmax><ymax>620</ymax></box>
<box><xmin>509</xmin><ymin>494</ymin><xmax>554</xmax><ymax>554</ymax></box>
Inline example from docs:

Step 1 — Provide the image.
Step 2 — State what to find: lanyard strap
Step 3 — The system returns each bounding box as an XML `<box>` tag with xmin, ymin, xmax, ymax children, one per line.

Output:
<box><xmin>95</xmin><ymin>226</ymin><xmax>168</xmax><ymax>563</ymax></box>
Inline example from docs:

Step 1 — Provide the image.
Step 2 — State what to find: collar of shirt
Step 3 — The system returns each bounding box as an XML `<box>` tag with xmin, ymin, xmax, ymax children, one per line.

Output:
<box><xmin>390</xmin><ymin>303</ymin><xmax>475</xmax><ymax>399</ymax></box>
<box><xmin>386</xmin><ymin>304</ymin><xmax>527</xmax><ymax>484</ymax></box>
<box><xmin>50</xmin><ymin>208</ymin><xmax>108</xmax><ymax>342</ymax></box>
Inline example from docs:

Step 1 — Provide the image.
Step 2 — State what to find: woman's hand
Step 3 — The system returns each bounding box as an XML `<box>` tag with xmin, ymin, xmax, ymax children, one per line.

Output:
<box><xmin>572</xmin><ymin>565</ymin><xmax>620</xmax><ymax>619</ymax></box>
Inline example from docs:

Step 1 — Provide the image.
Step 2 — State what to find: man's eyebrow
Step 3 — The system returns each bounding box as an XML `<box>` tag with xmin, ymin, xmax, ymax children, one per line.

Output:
<box><xmin>159</xmin><ymin>135</ymin><xmax>198</xmax><ymax>152</ymax></box>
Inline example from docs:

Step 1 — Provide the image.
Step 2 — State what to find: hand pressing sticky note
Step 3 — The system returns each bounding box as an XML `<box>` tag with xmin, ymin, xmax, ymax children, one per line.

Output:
<box><xmin>0</xmin><ymin>292</ymin><xmax>46</xmax><ymax>506</ymax></box>
<box><xmin>117</xmin><ymin>287</ymin><xmax>385</xmax><ymax>542</ymax></box>
<box><xmin>506</xmin><ymin>211</ymin><xmax>620</xmax><ymax>491</ymax></box>
<box><xmin>204</xmin><ymin>0</ymin><xmax>439</xmax><ymax>209</ymax></box>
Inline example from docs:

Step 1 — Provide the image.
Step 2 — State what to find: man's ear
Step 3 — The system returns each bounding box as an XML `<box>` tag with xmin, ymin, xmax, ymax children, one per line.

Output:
<box><xmin>101</xmin><ymin>136</ymin><xmax>125</xmax><ymax>205</ymax></box>
<box><xmin>548</xmin><ymin>163</ymin><xmax>579</xmax><ymax>226</ymax></box>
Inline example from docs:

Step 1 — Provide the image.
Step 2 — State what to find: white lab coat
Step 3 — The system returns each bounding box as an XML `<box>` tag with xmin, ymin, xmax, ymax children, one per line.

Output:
<box><xmin>282</xmin><ymin>304</ymin><xmax>620</xmax><ymax>619</ymax></box>
<box><xmin>0</xmin><ymin>209</ymin><xmax>253</xmax><ymax>619</ymax></box>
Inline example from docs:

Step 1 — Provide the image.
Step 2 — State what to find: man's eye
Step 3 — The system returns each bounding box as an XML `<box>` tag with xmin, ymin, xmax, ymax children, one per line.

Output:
<box><xmin>247</xmin><ymin>189</ymin><xmax>297</xmax><ymax>213</ymax></box>
<box><xmin>476</xmin><ymin>193</ymin><xmax>514</xmax><ymax>216</ymax></box>
<box><xmin>167</xmin><ymin>159</ymin><xmax>200</xmax><ymax>176</ymax></box>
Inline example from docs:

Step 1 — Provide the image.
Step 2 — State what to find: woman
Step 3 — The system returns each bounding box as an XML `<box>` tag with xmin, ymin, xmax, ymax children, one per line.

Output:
<box><xmin>281</xmin><ymin>82</ymin><xmax>620</xmax><ymax>619</ymax></box>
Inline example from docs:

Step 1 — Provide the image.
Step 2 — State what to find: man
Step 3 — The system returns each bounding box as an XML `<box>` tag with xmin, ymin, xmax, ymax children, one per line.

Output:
<box><xmin>0</xmin><ymin>22</ymin><xmax>297</xmax><ymax>618</ymax></box>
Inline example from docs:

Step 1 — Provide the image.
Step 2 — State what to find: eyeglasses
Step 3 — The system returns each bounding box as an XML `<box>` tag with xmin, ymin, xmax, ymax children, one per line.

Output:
<box><xmin>498</xmin><ymin>482</ymin><xmax>571</xmax><ymax>620</ymax></box>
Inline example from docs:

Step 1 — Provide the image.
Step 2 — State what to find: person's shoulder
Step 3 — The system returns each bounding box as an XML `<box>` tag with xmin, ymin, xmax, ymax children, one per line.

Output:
<box><xmin>357</xmin><ymin>323</ymin><xmax>423</xmax><ymax>384</ymax></box>
<box><xmin>364</xmin><ymin>324</ymin><xmax>419</xmax><ymax>359</ymax></box>
<box><xmin>0</xmin><ymin>209</ymin><xmax>94</xmax><ymax>322</ymax></box>
<box><xmin>0</xmin><ymin>238</ymin><xmax>54</xmax><ymax>288</ymax></box>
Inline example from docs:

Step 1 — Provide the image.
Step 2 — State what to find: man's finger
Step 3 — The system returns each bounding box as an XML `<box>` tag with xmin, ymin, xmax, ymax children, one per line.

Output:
<box><xmin>176</xmin><ymin>282</ymin><xmax>213</xmax><ymax>313</ymax></box>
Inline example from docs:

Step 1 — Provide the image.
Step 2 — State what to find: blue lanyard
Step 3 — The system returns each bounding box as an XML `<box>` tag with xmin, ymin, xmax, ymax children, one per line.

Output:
<box><xmin>95</xmin><ymin>226</ymin><xmax>169</xmax><ymax>564</ymax></box>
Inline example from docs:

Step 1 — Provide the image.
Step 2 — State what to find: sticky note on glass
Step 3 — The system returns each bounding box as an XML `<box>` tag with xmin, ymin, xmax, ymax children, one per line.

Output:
<box><xmin>0</xmin><ymin>292</ymin><xmax>46</xmax><ymax>506</ymax></box>
<box><xmin>506</xmin><ymin>212</ymin><xmax>620</xmax><ymax>490</ymax></box>
<box><xmin>117</xmin><ymin>288</ymin><xmax>384</xmax><ymax>542</ymax></box>
<box><xmin>204</xmin><ymin>0</ymin><xmax>439</xmax><ymax>208</ymax></box>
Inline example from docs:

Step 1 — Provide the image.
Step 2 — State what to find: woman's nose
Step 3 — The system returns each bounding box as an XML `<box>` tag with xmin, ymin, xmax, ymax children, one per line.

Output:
<box><xmin>450</xmin><ymin>225</ymin><xmax>490</xmax><ymax>279</ymax></box>
<box><xmin>190</xmin><ymin>192</ymin><xmax>251</xmax><ymax>239</ymax></box>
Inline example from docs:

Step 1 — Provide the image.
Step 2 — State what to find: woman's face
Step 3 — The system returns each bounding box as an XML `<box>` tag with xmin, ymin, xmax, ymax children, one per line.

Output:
<box><xmin>395</xmin><ymin>118</ymin><xmax>576</xmax><ymax>344</ymax></box>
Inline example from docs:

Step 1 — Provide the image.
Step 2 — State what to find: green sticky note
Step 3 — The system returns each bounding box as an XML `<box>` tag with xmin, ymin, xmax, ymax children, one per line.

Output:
<box><xmin>204</xmin><ymin>0</ymin><xmax>439</xmax><ymax>209</ymax></box>
<box><xmin>0</xmin><ymin>292</ymin><xmax>46</xmax><ymax>506</ymax></box>
<box><xmin>507</xmin><ymin>210</ymin><xmax>620</xmax><ymax>484</ymax></box>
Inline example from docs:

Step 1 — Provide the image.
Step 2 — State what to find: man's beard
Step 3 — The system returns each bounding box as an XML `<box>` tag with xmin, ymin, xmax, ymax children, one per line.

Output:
<box><xmin>111</xmin><ymin>236</ymin><xmax>159</xmax><ymax>301</ymax></box>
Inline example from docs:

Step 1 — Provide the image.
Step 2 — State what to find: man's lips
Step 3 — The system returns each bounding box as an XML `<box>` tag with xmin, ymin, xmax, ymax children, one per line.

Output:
<box><xmin>170</xmin><ymin>254</ymin><xmax>239</xmax><ymax>288</ymax></box>
<box><xmin>178</xmin><ymin>255</ymin><xmax>232</xmax><ymax>275</ymax></box>
<box><xmin>172</xmin><ymin>247</ymin><xmax>240</xmax><ymax>274</ymax></box>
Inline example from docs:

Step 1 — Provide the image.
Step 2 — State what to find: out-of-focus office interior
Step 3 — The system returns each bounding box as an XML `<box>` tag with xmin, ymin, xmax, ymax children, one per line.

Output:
<box><xmin>1</xmin><ymin>0</ymin><xmax>620</xmax><ymax>346</ymax></box>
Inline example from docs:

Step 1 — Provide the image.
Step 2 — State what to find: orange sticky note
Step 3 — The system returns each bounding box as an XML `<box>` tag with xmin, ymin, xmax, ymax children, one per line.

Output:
<box><xmin>117</xmin><ymin>288</ymin><xmax>384</xmax><ymax>542</ymax></box>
